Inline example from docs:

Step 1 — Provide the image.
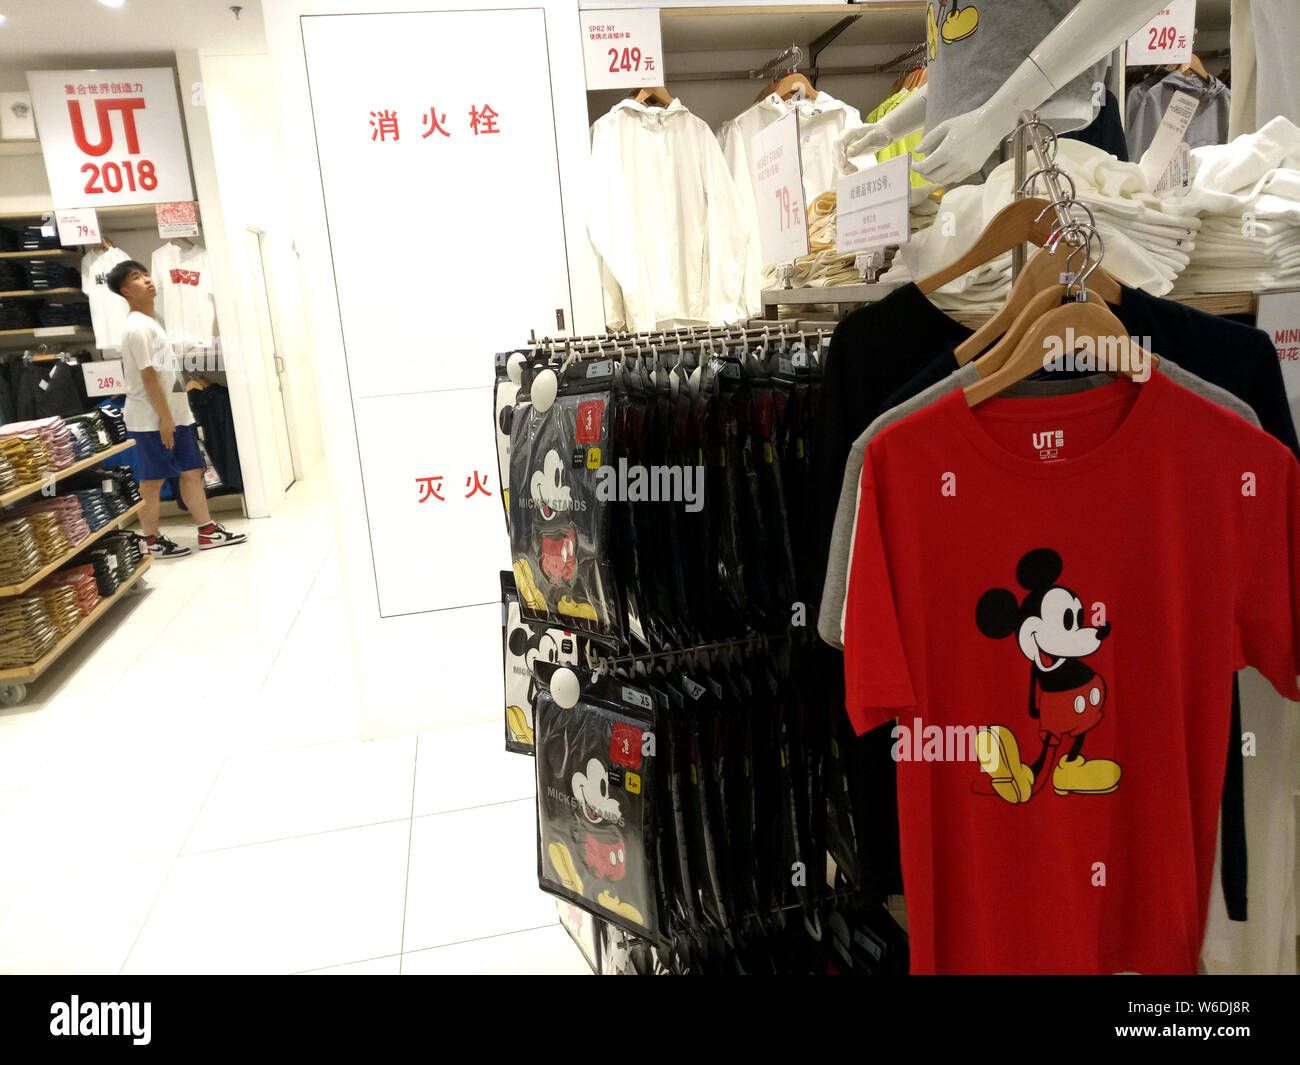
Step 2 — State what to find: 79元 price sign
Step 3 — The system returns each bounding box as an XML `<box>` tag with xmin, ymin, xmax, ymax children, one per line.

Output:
<box><xmin>581</xmin><ymin>8</ymin><xmax>664</xmax><ymax>90</ymax></box>
<box><xmin>752</xmin><ymin>110</ymin><xmax>809</xmax><ymax>267</ymax></box>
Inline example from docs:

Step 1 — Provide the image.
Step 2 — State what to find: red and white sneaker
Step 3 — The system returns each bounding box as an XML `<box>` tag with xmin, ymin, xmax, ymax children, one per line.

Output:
<box><xmin>197</xmin><ymin>522</ymin><xmax>247</xmax><ymax>551</ymax></box>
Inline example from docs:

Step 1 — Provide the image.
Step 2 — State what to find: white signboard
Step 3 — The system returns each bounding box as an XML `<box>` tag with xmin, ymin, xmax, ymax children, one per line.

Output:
<box><xmin>55</xmin><ymin>207</ymin><xmax>100</xmax><ymax>246</ymax></box>
<box><xmin>580</xmin><ymin>8</ymin><xmax>663</xmax><ymax>89</ymax></box>
<box><xmin>752</xmin><ymin>110</ymin><xmax>809</xmax><ymax>267</ymax></box>
<box><xmin>1126</xmin><ymin>1</ymin><xmax>1196</xmax><ymax>66</ymax></box>
<box><xmin>83</xmin><ymin>358</ymin><xmax>126</xmax><ymax>397</ymax></box>
<box><xmin>1256</xmin><ymin>289</ymin><xmax>1300</xmax><ymax>403</ymax></box>
<box><xmin>836</xmin><ymin>154</ymin><xmax>912</xmax><ymax>254</ymax></box>
<box><xmin>26</xmin><ymin>68</ymin><xmax>194</xmax><ymax>208</ymax></box>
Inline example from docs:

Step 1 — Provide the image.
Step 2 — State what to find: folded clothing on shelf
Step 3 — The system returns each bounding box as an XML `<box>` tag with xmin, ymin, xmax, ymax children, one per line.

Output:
<box><xmin>10</xmin><ymin>495</ymin><xmax>91</xmax><ymax>549</ymax></box>
<box><xmin>0</xmin><ymin>596</ymin><xmax>58</xmax><ymax>669</ymax></box>
<box><xmin>74</xmin><ymin>530</ymin><xmax>142</xmax><ymax>598</ymax></box>
<box><xmin>68</xmin><ymin>488</ymin><xmax>113</xmax><ymax>531</ymax></box>
<box><xmin>0</xmin><ymin>516</ymin><xmax>42</xmax><ymax>586</ymax></box>
<box><xmin>0</xmin><ymin>417</ymin><xmax>75</xmax><ymax>469</ymax></box>
<box><xmin>0</xmin><ymin>298</ymin><xmax>40</xmax><ymax>331</ymax></box>
<box><xmin>0</xmin><ymin>433</ymin><xmax>53</xmax><ymax>485</ymax></box>
<box><xmin>23</xmin><ymin>260</ymin><xmax>81</xmax><ymax>290</ymax></box>
<box><xmin>60</xmin><ymin>465</ymin><xmax>141</xmax><ymax>511</ymax></box>
<box><xmin>63</xmin><ymin>412</ymin><xmax>113</xmax><ymax>452</ymax></box>
<box><xmin>0</xmin><ymin>227</ymin><xmax>19</xmax><ymax>253</ymax></box>
<box><xmin>39</xmin><ymin>564</ymin><xmax>102</xmax><ymax>618</ymax></box>
<box><xmin>30</xmin><ymin>583</ymin><xmax>81</xmax><ymax>637</ymax></box>
<box><xmin>0</xmin><ymin>260</ymin><xmax>26</xmax><ymax>289</ymax></box>
<box><xmin>19</xmin><ymin>227</ymin><xmax>61</xmax><ymax>252</ymax></box>
<box><xmin>24</xmin><ymin>510</ymin><xmax>72</xmax><ymax>565</ymax></box>
<box><xmin>65</xmin><ymin>422</ymin><xmax>96</xmax><ymax>462</ymax></box>
<box><xmin>96</xmin><ymin>405</ymin><xmax>127</xmax><ymax>444</ymax></box>
<box><xmin>0</xmin><ymin>446</ymin><xmax>15</xmax><ymax>493</ymax></box>
<box><xmin>37</xmin><ymin>300</ymin><xmax>92</xmax><ymax>328</ymax></box>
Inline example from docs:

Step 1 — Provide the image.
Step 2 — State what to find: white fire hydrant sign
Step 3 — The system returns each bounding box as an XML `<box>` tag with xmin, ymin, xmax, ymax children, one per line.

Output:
<box><xmin>580</xmin><ymin>8</ymin><xmax>663</xmax><ymax>90</ymax></box>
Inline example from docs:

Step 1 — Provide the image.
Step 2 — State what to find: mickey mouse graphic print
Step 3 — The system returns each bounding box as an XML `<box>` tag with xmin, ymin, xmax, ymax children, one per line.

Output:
<box><xmin>974</xmin><ymin>548</ymin><xmax>1122</xmax><ymax>803</ymax></box>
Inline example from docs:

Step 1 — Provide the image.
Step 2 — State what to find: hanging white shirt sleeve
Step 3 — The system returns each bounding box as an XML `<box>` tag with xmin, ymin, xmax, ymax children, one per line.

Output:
<box><xmin>720</xmin><ymin>115</ymin><xmax>766</xmax><ymax>318</ymax></box>
<box><xmin>700</xmin><ymin>129</ymin><xmax>751</xmax><ymax>326</ymax></box>
<box><xmin>585</xmin><ymin>117</ymin><xmax>633</xmax><ymax>332</ymax></box>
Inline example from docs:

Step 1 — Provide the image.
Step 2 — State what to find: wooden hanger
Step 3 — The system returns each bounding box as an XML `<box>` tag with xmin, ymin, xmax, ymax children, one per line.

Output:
<box><xmin>634</xmin><ymin>85</ymin><xmax>673</xmax><ymax>107</ymax></box>
<box><xmin>954</xmin><ymin>243</ymin><xmax>1122</xmax><ymax>364</ymax></box>
<box><xmin>917</xmin><ymin>197</ymin><xmax>1061</xmax><ymax>295</ymax></box>
<box><xmin>1171</xmin><ymin>54</ymin><xmax>1209</xmax><ymax>81</ymax></box>
<box><xmin>964</xmin><ymin>293</ymin><xmax>1157</xmax><ymax>407</ymax></box>
<box><xmin>758</xmin><ymin>72</ymin><xmax>815</xmax><ymax>104</ymax></box>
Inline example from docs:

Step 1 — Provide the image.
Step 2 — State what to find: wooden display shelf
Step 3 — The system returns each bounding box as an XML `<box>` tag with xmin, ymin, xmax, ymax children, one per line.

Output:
<box><xmin>0</xmin><ymin>440</ymin><xmax>135</xmax><ymax>509</ymax></box>
<box><xmin>0</xmin><ymin>500</ymin><xmax>144</xmax><ymax>597</ymax></box>
<box><xmin>0</xmin><ymin>249</ymin><xmax>80</xmax><ymax>259</ymax></box>
<box><xmin>0</xmin><ymin>288</ymin><xmax>85</xmax><ymax>299</ymax></box>
<box><xmin>0</xmin><ymin>556</ymin><xmax>151</xmax><ymax>684</ymax></box>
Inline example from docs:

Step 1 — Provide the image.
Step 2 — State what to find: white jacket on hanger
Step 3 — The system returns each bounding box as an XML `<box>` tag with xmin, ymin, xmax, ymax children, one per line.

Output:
<box><xmin>586</xmin><ymin>98</ymin><xmax>750</xmax><ymax>332</ymax></box>
<box><xmin>719</xmin><ymin>91</ymin><xmax>862</xmax><ymax>315</ymax></box>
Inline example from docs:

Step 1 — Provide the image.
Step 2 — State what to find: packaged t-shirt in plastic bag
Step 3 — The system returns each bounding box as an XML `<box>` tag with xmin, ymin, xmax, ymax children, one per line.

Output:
<box><xmin>501</xmin><ymin>571</ymin><xmax>579</xmax><ymax>755</ymax></box>
<box><xmin>508</xmin><ymin>358</ymin><xmax>621</xmax><ymax>643</ymax></box>
<box><xmin>535</xmin><ymin>670</ymin><xmax>659</xmax><ymax>938</ymax></box>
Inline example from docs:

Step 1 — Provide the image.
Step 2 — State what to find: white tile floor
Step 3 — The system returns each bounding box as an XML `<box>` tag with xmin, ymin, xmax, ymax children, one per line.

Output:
<box><xmin>0</xmin><ymin>475</ymin><xmax>589</xmax><ymax>975</ymax></box>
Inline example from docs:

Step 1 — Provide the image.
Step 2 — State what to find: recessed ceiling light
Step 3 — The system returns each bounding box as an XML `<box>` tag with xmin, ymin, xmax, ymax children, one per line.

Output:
<box><xmin>98</xmin><ymin>0</ymin><xmax>127</xmax><ymax>9</ymax></box>
<box><xmin>0</xmin><ymin>15</ymin><xmax>7</xmax><ymax>26</ymax></box>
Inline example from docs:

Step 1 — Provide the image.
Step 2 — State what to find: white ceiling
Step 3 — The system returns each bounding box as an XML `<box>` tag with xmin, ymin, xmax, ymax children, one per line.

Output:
<box><xmin>0</xmin><ymin>0</ymin><xmax>267</xmax><ymax>70</ymax></box>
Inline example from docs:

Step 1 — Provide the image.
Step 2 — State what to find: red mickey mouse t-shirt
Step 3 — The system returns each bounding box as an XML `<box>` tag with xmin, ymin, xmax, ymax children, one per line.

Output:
<box><xmin>843</xmin><ymin>371</ymin><xmax>1300</xmax><ymax>975</ymax></box>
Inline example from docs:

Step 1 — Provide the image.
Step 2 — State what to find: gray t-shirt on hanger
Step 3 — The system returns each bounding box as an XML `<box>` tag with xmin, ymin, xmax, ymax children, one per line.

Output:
<box><xmin>924</xmin><ymin>0</ymin><xmax>1110</xmax><ymax>153</ymax></box>
<box><xmin>817</xmin><ymin>358</ymin><xmax>1259</xmax><ymax>649</ymax></box>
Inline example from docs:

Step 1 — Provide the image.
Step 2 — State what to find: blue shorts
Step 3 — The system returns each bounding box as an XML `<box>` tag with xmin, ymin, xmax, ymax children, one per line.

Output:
<box><xmin>128</xmin><ymin>424</ymin><xmax>204</xmax><ymax>480</ymax></box>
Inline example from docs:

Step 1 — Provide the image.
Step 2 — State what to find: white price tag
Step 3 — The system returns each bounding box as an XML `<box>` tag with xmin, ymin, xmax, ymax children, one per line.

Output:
<box><xmin>1152</xmin><ymin>141</ymin><xmax>1193</xmax><ymax>198</ymax></box>
<box><xmin>836</xmin><ymin>154</ymin><xmax>912</xmax><ymax>255</ymax></box>
<box><xmin>1139</xmin><ymin>89</ymin><xmax>1198</xmax><ymax>189</ymax></box>
<box><xmin>580</xmin><ymin>8</ymin><xmax>663</xmax><ymax>90</ymax></box>
<box><xmin>1126</xmin><ymin>0</ymin><xmax>1196</xmax><ymax>66</ymax></box>
<box><xmin>55</xmin><ymin>207</ymin><xmax>101</xmax><ymax>246</ymax></box>
<box><xmin>752</xmin><ymin>110</ymin><xmax>809</xmax><ymax>267</ymax></box>
<box><xmin>1256</xmin><ymin>290</ymin><xmax>1300</xmax><ymax>403</ymax></box>
<box><xmin>83</xmin><ymin>358</ymin><xmax>126</xmax><ymax>397</ymax></box>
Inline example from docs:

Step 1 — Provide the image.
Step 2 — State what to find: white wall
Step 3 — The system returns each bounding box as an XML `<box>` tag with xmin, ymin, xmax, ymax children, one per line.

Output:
<box><xmin>191</xmin><ymin>52</ymin><xmax>325</xmax><ymax>483</ymax></box>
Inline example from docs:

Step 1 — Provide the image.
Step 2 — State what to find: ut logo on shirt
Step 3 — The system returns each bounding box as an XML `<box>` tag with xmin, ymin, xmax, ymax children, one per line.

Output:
<box><xmin>169</xmin><ymin>268</ymin><xmax>201</xmax><ymax>286</ymax></box>
<box><xmin>1031</xmin><ymin>429</ymin><xmax>1064</xmax><ymax>450</ymax></box>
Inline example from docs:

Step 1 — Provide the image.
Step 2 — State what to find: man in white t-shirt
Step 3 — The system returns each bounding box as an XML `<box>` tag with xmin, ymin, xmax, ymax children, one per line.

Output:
<box><xmin>107</xmin><ymin>259</ymin><xmax>246</xmax><ymax>558</ymax></box>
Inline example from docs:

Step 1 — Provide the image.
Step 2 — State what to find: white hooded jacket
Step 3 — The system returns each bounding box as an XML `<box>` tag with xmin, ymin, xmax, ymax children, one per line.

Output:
<box><xmin>586</xmin><ymin>98</ymin><xmax>750</xmax><ymax>331</ymax></box>
<box><xmin>719</xmin><ymin>91</ymin><xmax>862</xmax><ymax>315</ymax></box>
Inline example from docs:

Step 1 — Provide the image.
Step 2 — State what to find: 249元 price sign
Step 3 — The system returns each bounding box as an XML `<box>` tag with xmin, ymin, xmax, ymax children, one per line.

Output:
<box><xmin>581</xmin><ymin>8</ymin><xmax>664</xmax><ymax>90</ymax></box>
<box><xmin>1126</xmin><ymin>0</ymin><xmax>1196</xmax><ymax>66</ymax></box>
<box><xmin>25</xmin><ymin>67</ymin><xmax>195</xmax><ymax>209</ymax></box>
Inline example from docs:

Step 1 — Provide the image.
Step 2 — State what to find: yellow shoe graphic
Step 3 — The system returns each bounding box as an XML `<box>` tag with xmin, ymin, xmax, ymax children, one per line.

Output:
<box><xmin>942</xmin><ymin>3</ymin><xmax>979</xmax><ymax>43</ymax></box>
<box><xmin>926</xmin><ymin>3</ymin><xmax>939</xmax><ymax>59</ymax></box>
<box><xmin>597</xmin><ymin>890</ymin><xmax>644</xmax><ymax>927</ymax></box>
<box><xmin>513</xmin><ymin>559</ymin><xmax>546</xmax><ymax>611</ymax></box>
<box><xmin>557</xmin><ymin>596</ymin><xmax>597</xmax><ymax>621</ymax></box>
<box><xmin>549</xmin><ymin>842</ymin><xmax>584</xmax><ymax>894</ymax></box>
<box><xmin>1053</xmin><ymin>754</ymin><xmax>1121</xmax><ymax>796</ymax></box>
<box><xmin>977</xmin><ymin>725</ymin><xmax>1035</xmax><ymax>804</ymax></box>
<box><xmin>506</xmin><ymin>705</ymin><xmax>534</xmax><ymax>746</ymax></box>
